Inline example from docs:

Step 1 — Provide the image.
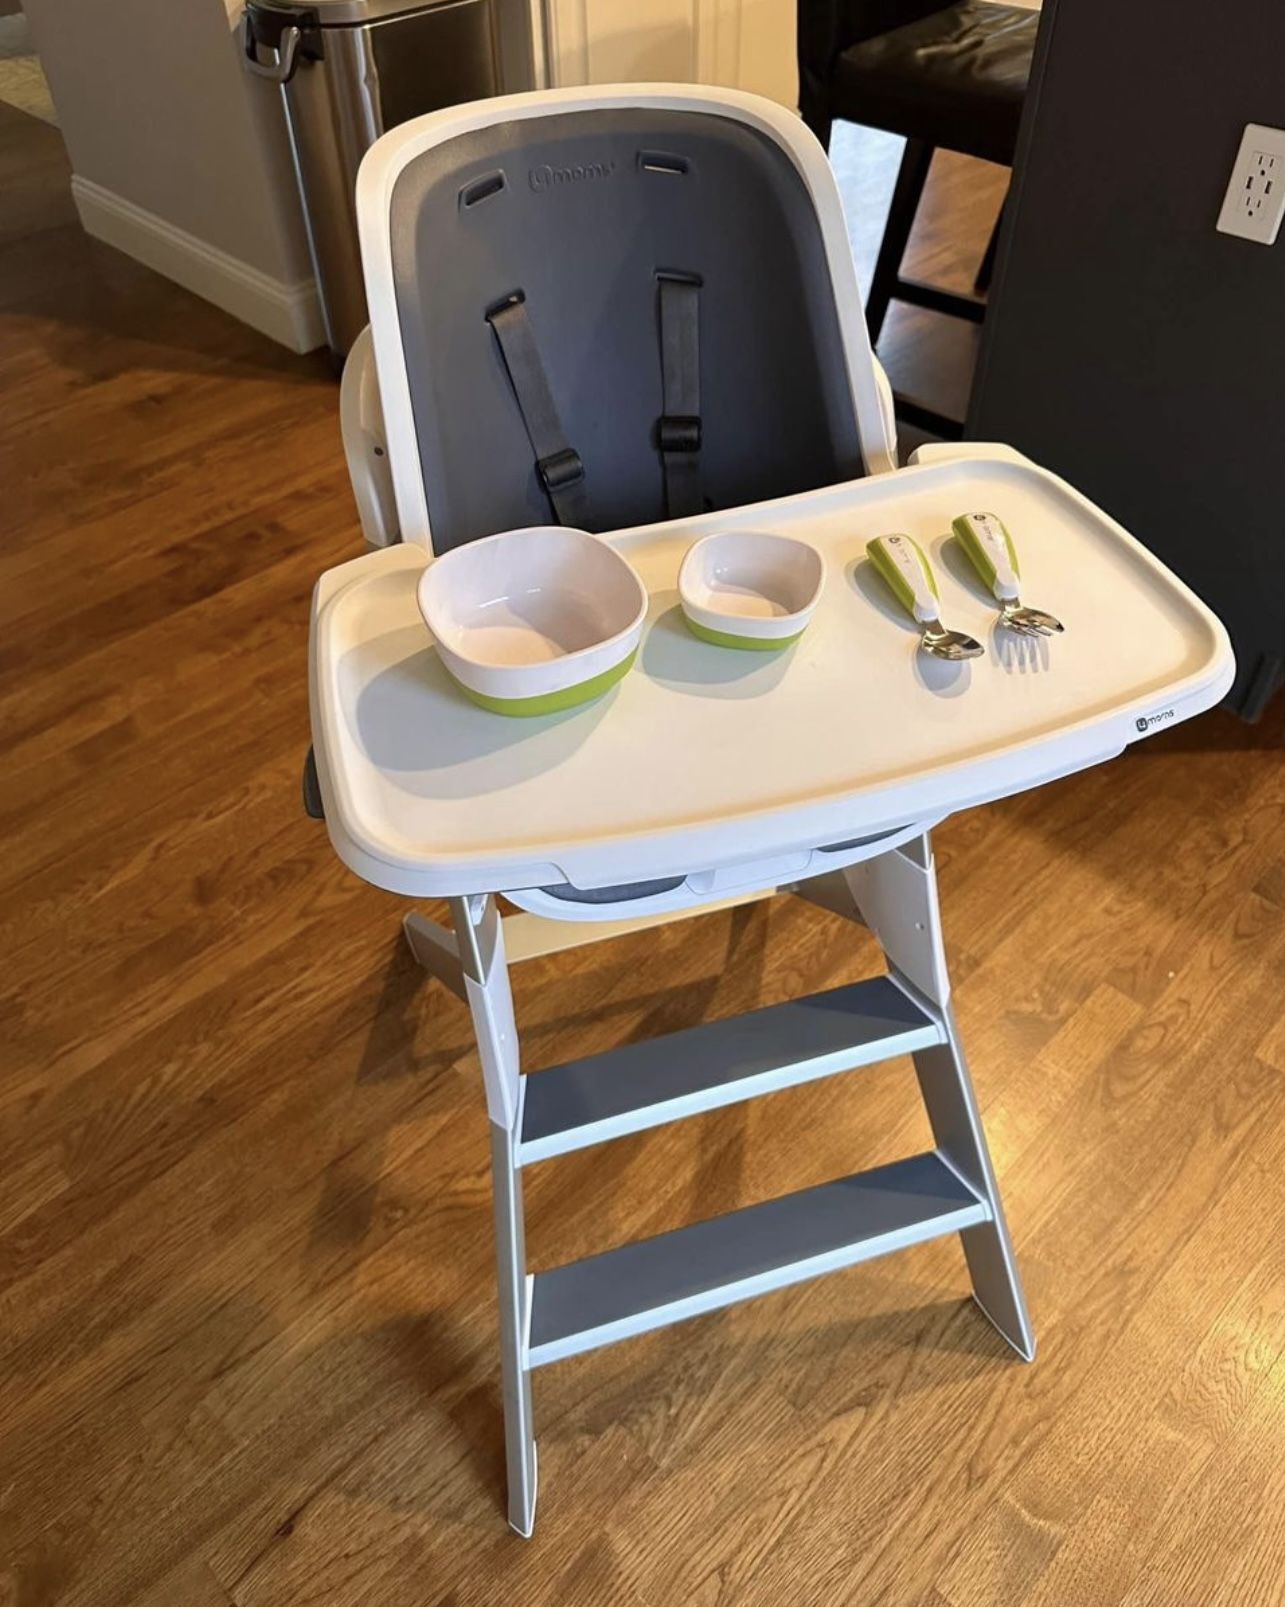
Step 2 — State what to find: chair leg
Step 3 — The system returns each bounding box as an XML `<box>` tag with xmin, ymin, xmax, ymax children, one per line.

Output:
<box><xmin>866</xmin><ymin>138</ymin><xmax>935</xmax><ymax>346</ymax></box>
<box><xmin>849</xmin><ymin>833</ymin><xmax>1035</xmax><ymax>1360</ymax></box>
<box><xmin>911</xmin><ymin>1016</ymin><xmax>1036</xmax><ymax>1360</ymax></box>
<box><xmin>974</xmin><ymin>195</ymin><xmax>1006</xmax><ymax>295</ymax></box>
<box><xmin>441</xmin><ymin>839</ymin><xmax>1029</xmax><ymax>1538</ymax></box>
<box><xmin>490</xmin><ymin>1119</ymin><xmax>538</xmax><ymax>1537</ymax></box>
<box><xmin>451</xmin><ymin>896</ymin><xmax>537</xmax><ymax>1533</ymax></box>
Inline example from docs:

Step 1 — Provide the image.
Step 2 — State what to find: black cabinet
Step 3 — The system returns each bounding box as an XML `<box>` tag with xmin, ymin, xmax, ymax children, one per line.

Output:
<box><xmin>968</xmin><ymin>0</ymin><xmax>1284</xmax><ymax>718</ymax></box>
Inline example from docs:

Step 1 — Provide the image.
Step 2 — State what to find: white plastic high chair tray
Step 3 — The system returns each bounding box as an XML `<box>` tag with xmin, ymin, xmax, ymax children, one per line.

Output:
<box><xmin>311</xmin><ymin>455</ymin><xmax>1233</xmax><ymax>898</ymax></box>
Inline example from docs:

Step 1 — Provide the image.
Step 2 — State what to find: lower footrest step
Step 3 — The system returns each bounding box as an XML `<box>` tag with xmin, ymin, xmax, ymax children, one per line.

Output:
<box><xmin>526</xmin><ymin>1151</ymin><xmax>989</xmax><ymax>1368</ymax></box>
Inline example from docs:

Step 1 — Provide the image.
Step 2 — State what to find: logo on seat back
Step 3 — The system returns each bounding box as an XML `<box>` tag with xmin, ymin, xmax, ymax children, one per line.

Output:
<box><xmin>529</xmin><ymin>159</ymin><xmax>616</xmax><ymax>193</ymax></box>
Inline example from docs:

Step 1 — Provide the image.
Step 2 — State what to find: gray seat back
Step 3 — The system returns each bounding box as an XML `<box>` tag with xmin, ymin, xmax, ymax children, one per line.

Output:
<box><xmin>389</xmin><ymin>107</ymin><xmax>865</xmax><ymax>550</ymax></box>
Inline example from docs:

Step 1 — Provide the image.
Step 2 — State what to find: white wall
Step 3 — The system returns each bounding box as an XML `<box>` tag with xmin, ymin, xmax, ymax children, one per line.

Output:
<box><xmin>544</xmin><ymin>0</ymin><xmax>798</xmax><ymax>109</ymax></box>
<box><xmin>23</xmin><ymin>0</ymin><xmax>323</xmax><ymax>348</ymax></box>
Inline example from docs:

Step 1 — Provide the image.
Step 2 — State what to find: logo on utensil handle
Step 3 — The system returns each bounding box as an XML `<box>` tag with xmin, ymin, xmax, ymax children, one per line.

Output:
<box><xmin>1135</xmin><ymin>708</ymin><xmax>1176</xmax><ymax>733</ymax></box>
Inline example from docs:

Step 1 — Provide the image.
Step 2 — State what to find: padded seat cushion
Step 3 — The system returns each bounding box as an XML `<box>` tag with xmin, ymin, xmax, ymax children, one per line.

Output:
<box><xmin>389</xmin><ymin>108</ymin><xmax>865</xmax><ymax>550</ymax></box>
<box><xmin>833</xmin><ymin>1</ymin><xmax>1036</xmax><ymax>165</ymax></box>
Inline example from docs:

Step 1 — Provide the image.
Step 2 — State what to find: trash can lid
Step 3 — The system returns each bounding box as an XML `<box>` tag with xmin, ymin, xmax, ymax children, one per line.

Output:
<box><xmin>249</xmin><ymin>0</ymin><xmax>468</xmax><ymax>23</ymax></box>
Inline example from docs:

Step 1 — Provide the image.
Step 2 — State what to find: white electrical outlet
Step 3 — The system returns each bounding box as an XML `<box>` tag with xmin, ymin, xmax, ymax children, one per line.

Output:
<box><xmin>1216</xmin><ymin>122</ymin><xmax>1285</xmax><ymax>245</ymax></box>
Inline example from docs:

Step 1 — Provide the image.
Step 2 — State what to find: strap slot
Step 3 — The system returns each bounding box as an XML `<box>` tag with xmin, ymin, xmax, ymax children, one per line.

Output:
<box><xmin>461</xmin><ymin>171</ymin><xmax>507</xmax><ymax>208</ymax></box>
<box><xmin>639</xmin><ymin>151</ymin><xmax>690</xmax><ymax>176</ymax></box>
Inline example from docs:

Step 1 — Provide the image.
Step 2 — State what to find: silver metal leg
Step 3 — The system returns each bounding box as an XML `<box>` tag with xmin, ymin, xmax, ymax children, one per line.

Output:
<box><xmin>417</xmin><ymin>842</ymin><xmax>1032</xmax><ymax>1537</ymax></box>
<box><xmin>447</xmin><ymin>896</ymin><xmax>536</xmax><ymax>1533</ymax></box>
<box><xmin>450</xmin><ymin>896</ymin><xmax>521</xmax><ymax>1130</ymax></box>
<box><xmin>490</xmin><ymin>1119</ymin><xmax>538</xmax><ymax>1537</ymax></box>
<box><xmin>911</xmin><ymin>1010</ymin><xmax>1036</xmax><ymax>1360</ymax></box>
<box><xmin>849</xmin><ymin>831</ymin><xmax>1035</xmax><ymax>1359</ymax></box>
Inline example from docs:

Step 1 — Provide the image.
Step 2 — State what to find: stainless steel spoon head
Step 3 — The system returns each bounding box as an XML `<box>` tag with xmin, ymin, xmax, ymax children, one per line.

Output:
<box><xmin>920</xmin><ymin>621</ymin><xmax>984</xmax><ymax>660</ymax></box>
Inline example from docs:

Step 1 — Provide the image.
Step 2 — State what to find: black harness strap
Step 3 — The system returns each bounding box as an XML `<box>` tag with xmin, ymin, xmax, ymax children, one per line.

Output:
<box><xmin>656</xmin><ymin>273</ymin><xmax>703</xmax><ymax>519</ymax></box>
<box><xmin>486</xmin><ymin>292</ymin><xmax>589</xmax><ymax>526</ymax></box>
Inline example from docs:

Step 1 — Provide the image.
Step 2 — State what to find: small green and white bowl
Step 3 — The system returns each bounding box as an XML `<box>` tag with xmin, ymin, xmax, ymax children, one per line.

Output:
<box><xmin>678</xmin><ymin>531</ymin><xmax>825</xmax><ymax>650</ymax></box>
<box><xmin>417</xmin><ymin>526</ymin><xmax>647</xmax><ymax>716</ymax></box>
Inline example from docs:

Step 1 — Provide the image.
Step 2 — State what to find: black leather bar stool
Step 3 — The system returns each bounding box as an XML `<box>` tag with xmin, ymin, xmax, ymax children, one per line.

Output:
<box><xmin>798</xmin><ymin>0</ymin><xmax>1037</xmax><ymax>436</ymax></box>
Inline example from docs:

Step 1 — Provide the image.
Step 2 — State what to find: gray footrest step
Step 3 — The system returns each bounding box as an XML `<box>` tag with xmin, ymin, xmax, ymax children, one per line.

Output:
<box><xmin>526</xmin><ymin>1151</ymin><xmax>988</xmax><ymax>1368</ymax></box>
<box><xmin>518</xmin><ymin>975</ymin><xmax>942</xmax><ymax>1165</ymax></box>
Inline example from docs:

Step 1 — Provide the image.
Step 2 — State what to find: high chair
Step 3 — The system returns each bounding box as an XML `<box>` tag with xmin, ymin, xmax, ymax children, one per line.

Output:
<box><xmin>309</xmin><ymin>84</ymin><xmax>1233</xmax><ymax>1535</ymax></box>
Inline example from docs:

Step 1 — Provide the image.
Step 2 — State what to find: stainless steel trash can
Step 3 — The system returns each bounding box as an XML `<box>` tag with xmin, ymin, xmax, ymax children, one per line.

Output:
<box><xmin>245</xmin><ymin>0</ymin><xmax>532</xmax><ymax>360</ymax></box>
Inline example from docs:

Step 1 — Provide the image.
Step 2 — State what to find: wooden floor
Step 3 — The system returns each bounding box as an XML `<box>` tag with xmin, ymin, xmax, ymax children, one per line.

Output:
<box><xmin>2</xmin><ymin>98</ymin><xmax>1284</xmax><ymax>1607</ymax></box>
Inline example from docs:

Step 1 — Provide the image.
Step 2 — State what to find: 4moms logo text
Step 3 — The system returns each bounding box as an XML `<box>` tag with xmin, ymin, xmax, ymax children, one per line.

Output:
<box><xmin>529</xmin><ymin>159</ymin><xmax>616</xmax><ymax>193</ymax></box>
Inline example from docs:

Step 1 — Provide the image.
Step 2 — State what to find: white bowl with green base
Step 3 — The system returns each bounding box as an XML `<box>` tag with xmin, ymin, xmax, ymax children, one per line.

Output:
<box><xmin>416</xmin><ymin>526</ymin><xmax>647</xmax><ymax>716</ymax></box>
<box><xmin>678</xmin><ymin>531</ymin><xmax>825</xmax><ymax>650</ymax></box>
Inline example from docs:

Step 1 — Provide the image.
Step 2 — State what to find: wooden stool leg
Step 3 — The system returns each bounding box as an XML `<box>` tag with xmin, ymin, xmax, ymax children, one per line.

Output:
<box><xmin>866</xmin><ymin>138</ymin><xmax>935</xmax><ymax>346</ymax></box>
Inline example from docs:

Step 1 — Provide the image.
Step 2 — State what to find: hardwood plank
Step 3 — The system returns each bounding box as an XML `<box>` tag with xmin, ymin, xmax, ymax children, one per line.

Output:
<box><xmin>1116</xmin><ymin>1346</ymin><xmax>1285</xmax><ymax>1607</ymax></box>
<box><xmin>936</xmin><ymin>1058</ymin><xmax>1285</xmax><ymax>1606</ymax></box>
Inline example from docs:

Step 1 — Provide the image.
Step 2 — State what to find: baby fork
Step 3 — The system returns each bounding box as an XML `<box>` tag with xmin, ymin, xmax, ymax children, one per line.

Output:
<box><xmin>952</xmin><ymin>512</ymin><xmax>1064</xmax><ymax>636</ymax></box>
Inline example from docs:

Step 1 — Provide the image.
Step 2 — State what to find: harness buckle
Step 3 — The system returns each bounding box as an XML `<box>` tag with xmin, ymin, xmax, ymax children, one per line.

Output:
<box><xmin>657</xmin><ymin>414</ymin><xmax>701</xmax><ymax>453</ymax></box>
<box><xmin>536</xmin><ymin>447</ymin><xmax>585</xmax><ymax>492</ymax></box>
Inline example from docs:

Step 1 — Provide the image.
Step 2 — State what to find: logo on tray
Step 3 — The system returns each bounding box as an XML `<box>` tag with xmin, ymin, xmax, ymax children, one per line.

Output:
<box><xmin>1135</xmin><ymin>709</ymin><xmax>1176</xmax><ymax>733</ymax></box>
<box><xmin>529</xmin><ymin>159</ymin><xmax>616</xmax><ymax>193</ymax></box>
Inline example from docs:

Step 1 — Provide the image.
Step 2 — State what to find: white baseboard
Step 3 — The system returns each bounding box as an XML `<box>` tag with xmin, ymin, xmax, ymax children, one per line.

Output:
<box><xmin>70</xmin><ymin>175</ymin><xmax>326</xmax><ymax>354</ymax></box>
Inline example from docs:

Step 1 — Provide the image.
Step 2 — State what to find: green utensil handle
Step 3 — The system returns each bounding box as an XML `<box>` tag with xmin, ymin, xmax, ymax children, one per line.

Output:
<box><xmin>953</xmin><ymin>511</ymin><xmax>1021</xmax><ymax>602</ymax></box>
<box><xmin>867</xmin><ymin>533</ymin><xmax>940</xmax><ymax>625</ymax></box>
